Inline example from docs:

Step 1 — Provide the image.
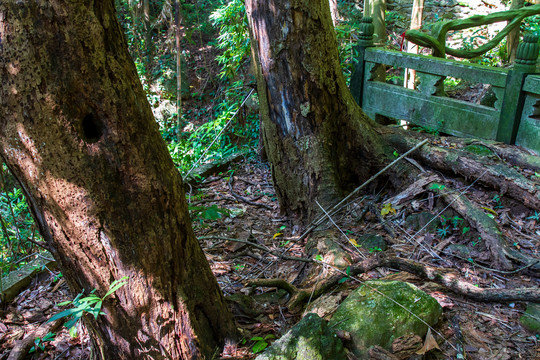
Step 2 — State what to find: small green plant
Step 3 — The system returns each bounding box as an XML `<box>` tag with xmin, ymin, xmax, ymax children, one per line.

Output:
<box><xmin>338</xmin><ymin>266</ymin><xmax>351</xmax><ymax>284</ymax></box>
<box><xmin>450</xmin><ymin>216</ymin><xmax>463</xmax><ymax>228</ymax></box>
<box><xmin>189</xmin><ymin>204</ymin><xmax>229</xmax><ymax>222</ymax></box>
<box><xmin>234</xmin><ymin>264</ymin><xmax>245</xmax><ymax>271</ymax></box>
<box><xmin>29</xmin><ymin>332</ymin><xmax>56</xmax><ymax>353</ymax></box>
<box><xmin>527</xmin><ymin>211</ymin><xmax>540</xmax><ymax>221</ymax></box>
<box><xmin>314</xmin><ymin>254</ymin><xmax>324</xmax><ymax>262</ymax></box>
<box><xmin>492</xmin><ymin>194</ymin><xmax>504</xmax><ymax>209</ymax></box>
<box><xmin>369</xmin><ymin>247</ymin><xmax>382</xmax><ymax>253</ymax></box>
<box><xmin>429</xmin><ymin>183</ymin><xmax>446</xmax><ymax>191</ymax></box>
<box><xmin>251</xmin><ymin>334</ymin><xmax>276</xmax><ymax>354</ymax></box>
<box><xmin>436</xmin><ymin>225</ymin><xmax>450</xmax><ymax>238</ymax></box>
<box><xmin>410</xmin><ymin>126</ymin><xmax>440</xmax><ymax>136</ymax></box>
<box><xmin>49</xmin><ymin>276</ymin><xmax>128</xmax><ymax>337</ymax></box>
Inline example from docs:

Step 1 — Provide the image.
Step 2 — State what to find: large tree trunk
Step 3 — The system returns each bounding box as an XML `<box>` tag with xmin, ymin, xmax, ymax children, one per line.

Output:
<box><xmin>245</xmin><ymin>0</ymin><xmax>399</xmax><ymax>221</ymax></box>
<box><xmin>0</xmin><ymin>1</ymin><xmax>236</xmax><ymax>359</ymax></box>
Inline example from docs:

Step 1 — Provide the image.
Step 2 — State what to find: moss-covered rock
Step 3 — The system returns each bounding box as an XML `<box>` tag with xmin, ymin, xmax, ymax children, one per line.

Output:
<box><xmin>520</xmin><ymin>303</ymin><xmax>540</xmax><ymax>333</ymax></box>
<box><xmin>328</xmin><ymin>280</ymin><xmax>442</xmax><ymax>358</ymax></box>
<box><xmin>357</xmin><ymin>234</ymin><xmax>388</xmax><ymax>251</ymax></box>
<box><xmin>255</xmin><ymin>313</ymin><xmax>346</xmax><ymax>360</ymax></box>
<box><xmin>306</xmin><ymin>230</ymin><xmax>352</xmax><ymax>269</ymax></box>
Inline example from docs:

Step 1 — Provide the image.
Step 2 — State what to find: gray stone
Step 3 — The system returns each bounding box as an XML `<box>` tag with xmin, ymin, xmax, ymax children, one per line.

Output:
<box><xmin>404</xmin><ymin>212</ymin><xmax>438</xmax><ymax>232</ymax></box>
<box><xmin>358</xmin><ymin>234</ymin><xmax>388</xmax><ymax>251</ymax></box>
<box><xmin>306</xmin><ymin>230</ymin><xmax>352</xmax><ymax>269</ymax></box>
<box><xmin>445</xmin><ymin>244</ymin><xmax>471</xmax><ymax>258</ymax></box>
<box><xmin>329</xmin><ymin>280</ymin><xmax>442</xmax><ymax>358</ymax></box>
<box><xmin>255</xmin><ymin>313</ymin><xmax>346</xmax><ymax>360</ymax></box>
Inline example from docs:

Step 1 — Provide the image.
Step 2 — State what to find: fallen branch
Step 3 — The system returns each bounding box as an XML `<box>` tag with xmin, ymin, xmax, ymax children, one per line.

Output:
<box><xmin>228</xmin><ymin>178</ymin><xmax>274</xmax><ymax>210</ymax></box>
<box><xmin>249</xmin><ymin>253</ymin><xmax>540</xmax><ymax>311</ymax></box>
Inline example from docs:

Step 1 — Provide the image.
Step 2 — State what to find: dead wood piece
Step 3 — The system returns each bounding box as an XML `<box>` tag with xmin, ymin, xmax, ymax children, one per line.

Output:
<box><xmin>198</xmin><ymin>236</ymin><xmax>313</xmax><ymax>263</ymax></box>
<box><xmin>183</xmin><ymin>151</ymin><xmax>247</xmax><ymax>186</ymax></box>
<box><xmin>462</xmin><ymin>139</ymin><xmax>540</xmax><ymax>172</ymax></box>
<box><xmin>250</xmin><ymin>254</ymin><xmax>540</xmax><ymax>313</ymax></box>
<box><xmin>391</xmin><ymin>334</ymin><xmax>423</xmax><ymax>359</ymax></box>
<box><xmin>368</xmin><ymin>345</ymin><xmax>400</xmax><ymax>360</ymax></box>
<box><xmin>450</xmin><ymin>315</ymin><xmax>466</xmax><ymax>360</ymax></box>
<box><xmin>385</xmin><ymin>174</ymin><xmax>440</xmax><ymax>206</ymax></box>
<box><xmin>375</xmin><ymin>255</ymin><xmax>540</xmax><ymax>303</ymax></box>
<box><xmin>7</xmin><ymin>318</ymin><xmax>64</xmax><ymax>360</ymax></box>
<box><xmin>384</xmin><ymin>131</ymin><xmax>540</xmax><ymax>211</ymax></box>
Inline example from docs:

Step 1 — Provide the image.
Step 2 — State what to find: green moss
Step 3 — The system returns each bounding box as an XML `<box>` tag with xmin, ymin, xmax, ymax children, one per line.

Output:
<box><xmin>520</xmin><ymin>303</ymin><xmax>540</xmax><ymax>333</ymax></box>
<box><xmin>464</xmin><ymin>144</ymin><xmax>494</xmax><ymax>156</ymax></box>
<box><xmin>329</xmin><ymin>280</ymin><xmax>442</xmax><ymax>357</ymax></box>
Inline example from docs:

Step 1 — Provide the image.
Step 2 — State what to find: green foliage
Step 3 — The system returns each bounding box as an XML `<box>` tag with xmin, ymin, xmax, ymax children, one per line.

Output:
<box><xmin>49</xmin><ymin>277</ymin><xmax>128</xmax><ymax>337</ymax></box>
<box><xmin>436</xmin><ymin>225</ymin><xmax>450</xmax><ymax>238</ymax></box>
<box><xmin>189</xmin><ymin>204</ymin><xmax>230</xmax><ymax>222</ymax></box>
<box><xmin>521</xmin><ymin>15</ymin><xmax>540</xmax><ymax>36</ymax></box>
<box><xmin>461</xmin><ymin>27</ymin><xmax>508</xmax><ymax>66</ymax></box>
<box><xmin>210</xmin><ymin>0</ymin><xmax>250</xmax><ymax>80</ymax></box>
<box><xmin>528</xmin><ymin>211</ymin><xmax>540</xmax><ymax>221</ymax></box>
<box><xmin>169</xmin><ymin>84</ymin><xmax>259</xmax><ymax>174</ymax></box>
<box><xmin>29</xmin><ymin>332</ymin><xmax>56</xmax><ymax>353</ymax></box>
<box><xmin>338</xmin><ymin>266</ymin><xmax>351</xmax><ymax>284</ymax></box>
<box><xmin>335</xmin><ymin>22</ymin><xmax>360</xmax><ymax>85</ymax></box>
<box><xmin>251</xmin><ymin>334</ymin><xmax>276</xmax><ymax>354</ymax></box>
<box><xmin>492</xmin><ymin>194</ymin><xmax>504</xmax><ymax>209</ymax></box>
<box><xmin>0</xmin><ymin>165</ymin><xmax>42</xmax><ymax>275</ymax></box>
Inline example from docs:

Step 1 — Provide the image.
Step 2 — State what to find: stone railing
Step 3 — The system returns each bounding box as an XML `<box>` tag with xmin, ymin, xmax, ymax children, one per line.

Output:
<box><xmin>350</xmin><ymin>17</ymin><xmax>540</xmax><ymax>153</ymax></box>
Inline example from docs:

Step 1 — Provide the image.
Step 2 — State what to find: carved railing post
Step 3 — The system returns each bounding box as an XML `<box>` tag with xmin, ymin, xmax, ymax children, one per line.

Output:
<box><xmin>350</xmin><ymin>17</ymin><xmax>375</xmax><ymax>106</ymax></box>
<box><xmin>496</xmin><ymin>34</ymin><xmax>540</xmax><ymax>144</ymax></box>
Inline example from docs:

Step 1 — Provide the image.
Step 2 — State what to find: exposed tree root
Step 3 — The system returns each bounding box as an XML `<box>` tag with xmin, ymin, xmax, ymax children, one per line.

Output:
<box><xmin>382</xmin><ymin>130</ymin><xmax>540</xmax><ymax>210</ymax></box>
<box><xmin>249</xmin><ymin>254</ymin><xmax>540</xmax><ymax>312</ymax></box>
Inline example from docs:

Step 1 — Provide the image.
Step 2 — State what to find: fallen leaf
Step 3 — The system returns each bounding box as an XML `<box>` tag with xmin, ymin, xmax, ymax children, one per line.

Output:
<box><xmin>416</xmin><ymin>328</ymin><xmax>440</xmax><ymax>355</ymax></box>
<box><xmin>381</xmin><ymin>203</ymin><xmax>396</xmax><ymax>217</ymax></box>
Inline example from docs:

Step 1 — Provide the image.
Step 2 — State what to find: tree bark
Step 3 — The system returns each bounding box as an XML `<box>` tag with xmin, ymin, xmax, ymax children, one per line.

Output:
<box><xmin>246</xmin><ymin>0</ymin><xmax>401</xmax><ymax>222</ymax></box>
<box><xmin>507</xmin><ymin>0</ymin><xmax>524</xmax><ymax>63</ymax></box>
<box><xmin>0</xmin><ymin>1</ymin><xmax>236</xmax><ymax>359</ymax></box>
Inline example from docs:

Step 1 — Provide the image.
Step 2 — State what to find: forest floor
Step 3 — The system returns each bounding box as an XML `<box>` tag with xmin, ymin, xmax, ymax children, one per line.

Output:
<box><xmin>0</xmin><ymin>156</ymin><xmax>539</xmax><ymax>359</ymax></box>
<box><xmin>1</xmin><ymin>1</ymin><xmax>539</xmax><ymax>358</ymax></box>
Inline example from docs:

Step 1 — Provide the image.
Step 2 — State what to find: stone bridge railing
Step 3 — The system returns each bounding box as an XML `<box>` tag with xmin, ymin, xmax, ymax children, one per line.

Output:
<box><xmin>350</xmin><ymin>17</ymin><xmax>540</xmax><ymax>153</ymax></box>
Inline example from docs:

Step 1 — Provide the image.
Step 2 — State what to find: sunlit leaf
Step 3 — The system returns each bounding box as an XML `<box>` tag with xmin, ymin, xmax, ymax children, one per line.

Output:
<box><xmin>349</xmin><ymin>238</ymin><xmax>360</xmax><ymax>247</ymax></box>
<box><xmin>381</xmin><ymin>203</ymin><xmax>396</xmax><ymax>217</ymax></box>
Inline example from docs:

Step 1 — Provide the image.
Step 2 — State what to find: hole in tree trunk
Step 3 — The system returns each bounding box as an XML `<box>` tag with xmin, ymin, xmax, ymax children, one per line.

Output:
<box><xmin>82</xmin><ymin>113</ymin><xmax>103</xmax><ymax>143</ymax></box>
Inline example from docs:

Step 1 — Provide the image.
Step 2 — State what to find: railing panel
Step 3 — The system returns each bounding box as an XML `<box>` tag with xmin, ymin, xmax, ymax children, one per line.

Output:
<box><xmin>364</xmin><ymin>49</ymin><xmax>509</xmax><ymax>87</ymax></box>
<box><xmin>362</xmin><ymin>81</ymin><xmax>500</xmax><ymax>139</ymax></box>
<box><xmin>516</xmin><ymin>75</ymin><xmax>540</xmax><ymax>153</ymax></box>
